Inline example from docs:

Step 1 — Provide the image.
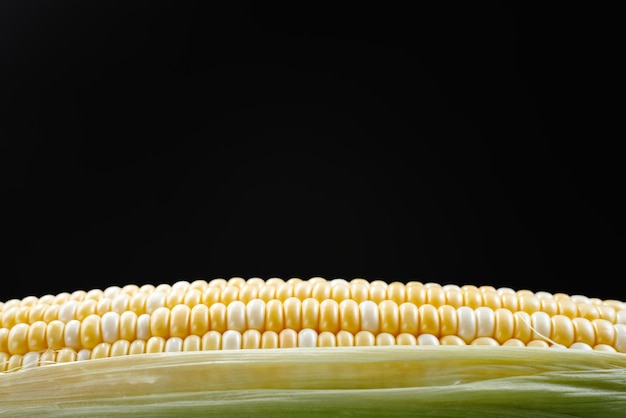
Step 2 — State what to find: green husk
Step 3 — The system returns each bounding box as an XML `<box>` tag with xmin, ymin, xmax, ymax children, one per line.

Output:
<box><xmin>1</xmin><ymin>346</ymin><xmax>626</xmax><ymax>417</ymax></box>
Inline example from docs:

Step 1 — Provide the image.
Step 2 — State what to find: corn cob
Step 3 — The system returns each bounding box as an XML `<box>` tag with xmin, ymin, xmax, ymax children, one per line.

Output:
<box><xmin>2</xmin><ymin>277</ymin><xmax>626</xmax><ymax>417</ymax></box>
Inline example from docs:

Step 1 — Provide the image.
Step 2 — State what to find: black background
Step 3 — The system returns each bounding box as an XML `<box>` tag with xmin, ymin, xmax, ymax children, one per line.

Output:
<box><xmin>1</xmin><ymin>3</ymin><xmax>621</xmax><ymax>301</ymax></box>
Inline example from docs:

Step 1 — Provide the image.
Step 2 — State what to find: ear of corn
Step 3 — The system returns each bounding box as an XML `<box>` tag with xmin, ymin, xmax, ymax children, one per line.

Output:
<box><xmin>2</xmin><ymin>277</ymin><xmax>626</xmax><ymax>417</ymax></box>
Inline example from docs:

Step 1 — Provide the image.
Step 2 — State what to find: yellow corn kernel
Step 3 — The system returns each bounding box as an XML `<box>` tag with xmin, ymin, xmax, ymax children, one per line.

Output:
<box><xmin>209</xmin><ymin>303</ymin><xmax>227</xmax><ymax>333</ymax></box>
<box><xmin>145</xmin><ymin>336</ymin><xmax>165</xmax><ymax>353</ymax></box>
<box><xmin>399</xmin><ymin>302</ymin><xmax>418</xmax><ymax>335</ymax></box>
<box><xmin>318</xmin><ymin>331</ymin><xmax>337</xmax><ymax>347</ymax></box>
<box><xmin>396</xmin><ymin>332</ymin><xmax>417</xmax><ymax>345</ymax></box>
<box><xmin>355</xmin><ymin>330</ymin><xmax>375</xmax><ymax>346</ymax></box>
<box><xmin>91</xmin><ymin>342</ymin><xmax>111</xmax><ymax>359</ymax></box>
<box><xmin>294</xmin><ymin>281</ymin><xmax>312</xmax><ymax>300</ymax></box>
<box><xmin>260</xmin><ymin>330</ymin><xmax>279</xmax><ymax>349</ymax></box>
<box><xmin>265</xmin><ymin>300</ymin><xmax>284</xmax><ymax>333</ymax></box>
<box><xmin>462</xmin><ymin>286</ymin><xmax>483</xmax><ymax>309</ymax></box>
<box><xmin>550</xmin><ymin>314</ymin><xmax>575</xmax><ymax>347</ymax></box>
<box><xmin>471</xmin><ymin>337</ymin><xmax>499</xmax><ymax>346</ymax></box>
<box><xmin>513</xmin><ymin>311</ymin><xmax>532</xmax><ymax>344</ymax></box>
<box><xmin>119</xmin><ymin>311</ymin><xmax>137</xmax><ymax>341</ymax></box>
<box><xmin>7</xmin><ymin>323</ymin><xmax>29</xmax><ymax>355</ymax></box>
<box><xmin>592</xmin><ymin>319</ymin><xmax>615</xmax><ymax>347</ymax></box>
<box><xmin>242</xmin><ymin>329</ymin><xmax>261</xmax><ymax>349</ymax></box>
<box><xmin>425</xmin><ymin>284</ymin><xmax>446</xmax><ymax>307</ymax></box>
<box><xmin>311</xmin><ymin>281</ymin><xmax>331</xmax><ymax>302</ymax></box>
<box><xmin>170</xmin><ymin>304</ymin><xmax>191</xmax><ymax>338</ymax></box>
<box><xmin>369</xmin><ymin>282</ymin><xmax>387</xmax><ymax>304</ymax></box>
<box><xmin>183</xmin><ymin>334</ymin><xmax>201</xmax><ymax>351</ymax></box>
<box><xmin>27</xmin><ymin>303</ymin><xmax>47</xmax><ymax>324</ymax></box>
<box><xmin>379</xmin><ymin>300</ymin><xmax>399</xmax><ymax>335</ymax></box>
<box><xmin>336</xmin><ymin>329</ymin><xmax>354</xmax><ymax>347</ymax></box>
<box><xmin>279</xmin><ymin>329</ymin><xmax>297</xmax><ymax>348</ymax></box>
<box><xmin>440</xmin><ymin>335</ymin><xmax>466</xmax><ymax>345</ymax></box>
<box><xmin>443</xmin><ymin>285</ymin><xmax>463</xmax><ymax>307</ymax></box>
<box><xmin>220</xmin><ymin>285</ymin><xmax>240</xmax><ymax>306</ymax></box>
<box><xmin>282</xmin><ymin>298</ymin><xmax>300</xmax><ymax>332</ymax></box>
<box><xmin>129</xmin><ymin>339</ymin><xmax>146</xmax><ymax>355</ymax></box>
<box><xmin>80</xmin><ymin>314</ymin><xmax>102</xmax><ymax>350</ymax></box>
<box><xmin>438</xmin><ymin>305</ymin><xmax>457</xmax><ymax>337</ymax></box>
<box><xmin>375</xmin><ymin>332</ymin><xmax>395</xmax><ymax>346</ymax></box>
<box><xmin>301</xmin><ymin>298</ymin><xmax>319</xmax><ymax>331</ymax></box>
<box><xmin>339</xmin><ymin>299</ymin><xmax>360</xmax><ymax>334</ymax></box>
<box><xmin>494</xmin><ymin>308</ymin><xmax>515</xmax><ymax>344</ymax></box>
<box><xmin>110</xmin><ymin>339</ymin><xmax>130</xmax><ymax>357</ymax></box>
<box><xmin>275</xmin><ymin>283</ymin><xmax>294</xmax><ymax>302</ymax></box>
<box><xmin>319</xmin><ymin>299</ymin><xmax>339</xmax><ymax>334</ymax></box>
<box><xmin>572</xmin><ymin>317</ymin><xmax>596</xmax><ymax>346</ymax></box>
<box><xmin>330</xmin><ymin>281</ymin><xmax>350</xmax><ymax>302</ymax></box>
<box><xmin>150</xmin><ymin>307</ymin><xmax>170</xmax><ymax>338</ymax></box>
<box><xmin>26</xmin><ymin>321</ymin><xmax>47</xmax><ymax>352</ymax></box>
<box><xmin>387</xmin><ymin>282</ymin><xmax>406</xmax><ymax>304</ymax></box>
<box><xmin>189</xmin><ymin>304</ymin><xmax>209</xmax><ymax>336</ymax></box>
<box><xmin>75</xmin><ymin>299</ymin><xmax>98</xmax><ymax>321</ymax></box>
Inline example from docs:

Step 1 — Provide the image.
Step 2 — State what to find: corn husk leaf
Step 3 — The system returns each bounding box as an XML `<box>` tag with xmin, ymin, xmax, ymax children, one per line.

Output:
<box><xmin>1</xmin><ymin>346</ymin><xmax>626</xmax><ymax>417</ymax></box>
